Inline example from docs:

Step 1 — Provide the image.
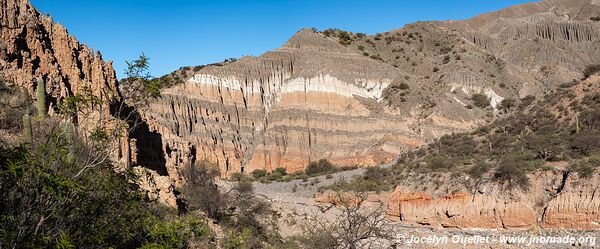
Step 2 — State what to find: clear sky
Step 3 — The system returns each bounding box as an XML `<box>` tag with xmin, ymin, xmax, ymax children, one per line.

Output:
<box><xmin>30</xmin><ymin>0</ymin><xmax>536</xmax><ymax>79</ymax></box>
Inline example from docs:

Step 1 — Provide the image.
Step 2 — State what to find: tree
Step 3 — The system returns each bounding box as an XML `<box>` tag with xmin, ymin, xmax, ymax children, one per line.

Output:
<box><xmin>523</xmin><ymin>134</ymin><xmax>562</xmax><ymax>161</ymax></box>
<box><xmin>180</xmin><ymin>160</ymin><xmax>223</xmax><ymax>219</ymax></box>
<box><xmin>300</xmin><ymin>192</ymin><xmax>391</xmax><ymax>249</ymax></box>
<box><xmin>571</xmin><ymin>130</ymin><xmax>600</xmax><ymax>156</ymax></box>
<box><xmin>493</xmin><ymin>158</ymin><xmax>530</xmax><ymax>190</ymax></box>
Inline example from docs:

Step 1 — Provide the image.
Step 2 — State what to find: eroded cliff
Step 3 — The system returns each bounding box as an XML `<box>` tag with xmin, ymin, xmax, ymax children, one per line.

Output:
<box><xmin>136</xmin><ymin>0</ymin><xmax>600</xmax><ymax>184</ymax></box>
<box><xmin>140</xmin><ymin>29</ymin><xmax>477</xmax><ymax>183</ymax></box>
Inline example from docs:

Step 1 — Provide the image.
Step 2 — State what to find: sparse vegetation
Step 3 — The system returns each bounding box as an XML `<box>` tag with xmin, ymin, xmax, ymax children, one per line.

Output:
<box><xmin>299</xmin><ymin>192</ymin><xmax>391</xmax><ymax>248</ymax></box>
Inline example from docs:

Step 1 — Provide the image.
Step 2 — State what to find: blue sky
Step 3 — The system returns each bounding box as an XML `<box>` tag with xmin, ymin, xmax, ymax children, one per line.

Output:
<box><xmin>31</xmin><ymin>0</ymin><xmax>535</xmax><ymax>79</ymax></box>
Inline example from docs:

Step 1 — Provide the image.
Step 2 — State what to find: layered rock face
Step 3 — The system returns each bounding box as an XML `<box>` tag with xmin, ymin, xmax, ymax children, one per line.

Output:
<box><xmin>387</xmin><ymin>188</ymin><xmax>537</xmax><ymax>229</ymax></box>
<box><xmin>387</xmin><ymin>164</ymin><xmax>600</xmax><ymax>230</ymax></box>
<box><xmin>453</xmin><ymin>0</ymin><xmax>600</xmax><ymax>90</ymax></box>
<box><xmin>141</xmin><ymin>30</ymin><xmax>433</xmax><ymax>179</ymax></box>
<box><xmin>140</xmin><ymin>0</ymin><xmax>600</xmax><ymax>181</ymax></box>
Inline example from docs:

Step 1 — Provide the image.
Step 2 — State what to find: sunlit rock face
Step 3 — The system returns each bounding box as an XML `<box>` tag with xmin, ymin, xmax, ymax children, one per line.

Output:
<box><xmin>139</xmin><ymin>29</ymin><xmax>437</xmax><ymax>179</ymax></box>
<box><xmin>0</xmin><ymin>0</ymin><xmax>118</xmax><ymax>106</ymax></box>
<box><xmin>140</xmin><ymin>0</ymin><xmax>600</xmax><ymax>182</ymax></box>
<box><xmin>0</xmin><ymin>0</ymin><xmax>127</xmax><ymax>164</ymax></box>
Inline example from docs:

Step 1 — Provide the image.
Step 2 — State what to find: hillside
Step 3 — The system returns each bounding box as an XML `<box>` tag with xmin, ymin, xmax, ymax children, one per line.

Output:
<box><xmin>136</xmin><ymin>0</ymin><xmax>600</xmax><ymax>187</ymax></box>
<box><xmin>328</xmin><ymin>72</ymin><xmax>600</xmax><ymax>229</ymax></box>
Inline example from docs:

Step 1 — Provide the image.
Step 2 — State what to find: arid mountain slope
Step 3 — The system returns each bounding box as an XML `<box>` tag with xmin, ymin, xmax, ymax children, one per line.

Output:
<box><xmin>141</xmin><ymin>29</ymin><xmax>434</xmax><ymax>182</ymax></box>
<box><xmin>384</xmin><ymin>72</ymin><xmax>600</xmax><ymax>229</ymax></box>
<box><xmin>140</xmin><ymin>0</ymin><xmax>600</xmax><ymax>180</ymax></box>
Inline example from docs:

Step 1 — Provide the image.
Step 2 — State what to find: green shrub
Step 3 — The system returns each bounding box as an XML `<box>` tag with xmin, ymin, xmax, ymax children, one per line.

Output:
<box><xmin>141</xmin><ymin>216</ymin><xmax>210</xmax><ymax>249</ymax></box>
<box><xmin>251</xmin><ymin>169</ymin><xmax>267</xmax><ymax>179</ymax></box>
<box><xmin>442</xmin><ymin>55</ymin><xmax>451</xmax><ymax>64</ymax></box>
<box><xmin>223</xmin><ymin>230</ymin><xmax>250</xmax><ymax>249</ymax></box>
<box><xmin>571</xmin><ymin>130</ymin><xmax>600</xmax><ymax>156</ymax></box>
<box><xmin>305</xmin><ymin>159</ymin><xmax>337</xmax><ymax>176</ymax></box>
<box><xmin>519</xmin><ymin>95</ymin><xmax>536</xmax><ymax>108</ymax></box>
<box><xmin>427</xmin><ymin>156</ymin><xmax>452</xmax><ymax>171</ymax></box>
<box><xmin>0</xmin><ymin>126</ymin><xmax>162</xmax><ymax>248</ymax></box>
<box><xmin>468</xmin><ymin>162</ymin><xmax>490</xmax><ymax>179</ymax></box>
<box><xmin>493</xmin><ymin>158</ymin><xmax>530</xmax><ymax>189</ymax></box>
<box><xmin>499</xmin><ymin>98</ymin><xmax>516</xmax><ymax>111</ymax></box>
<box><xmin>273</xmin><ymin>167</ymin><xmax>287</xmax><ymax>176</ymax></box>
<box><xmin>569</xmin><ymin>161</ymin><xmax>595</xmax><ymax>179</ymax></box>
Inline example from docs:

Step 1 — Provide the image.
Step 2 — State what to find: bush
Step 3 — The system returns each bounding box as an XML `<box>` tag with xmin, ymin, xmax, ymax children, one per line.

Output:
<box><xmin>468</xmin><ymin>162</ymin><xmax>490</xmax><ymax>179</ymax></box>
<box><xmin>397</xmin><ymin>82</ymin><xmax>410</xmax><ymax>90</ymax></box>
<box><xmin>364</xmin><ymin>167</ymin><xmax>389</xmax><ymax>182</ymax></box>
<box><xmin>569</xmin><ymin>161</ymin><xmax>595</xmax><ymax>179</ymax></box>
<box><xmin>499</xmin><ymin>98</ymin><xmax>516</xmax><ymax>111</ymax></box>
<box><xmin>0</xmin><ymin>81</ymin><xmax>30</xmax><ymax>135</ymax></box>
<box><xmin>251</xmin><ymin>169</ymin><xmax>267</xmax><ymax>179</ymax></box>
<box><xmin>524</xmin><ymin>134</ymin><xmax>563</xmax><ymax>161</ymax></box>
<box><xmin>570</xmin><ymin>130</ymin><xmax>600</xmax><ymax>156</ymax></box>
<box><xmin>493</xmin><ymin>158</ymin><xmax>530</xmax><ymax>189</ymax></box>
<box><xmin>141</xmin><ymin>215</ymin><xmax>211</xmax><ymax>249</ymax></box>
<box><xmin>427</xmin><ymin>156</ymin><xmax>452</xmax><ymax>171</ymax></box>
<box><xmin>305</xmin><ymin>159</ymin><xmax>337</xmax><ymax>176</ymax></box>
<box><xmin>519</xmin><ymin>95</ymin><xmax>536</xmax><ymax>108</ymax></box>
<box><xmin>0</xmin><ymin>122</ymin><xmax>168</xmax><ymax>248</ymax></box>
<box><xmin>273</xmin><ymin>167</ymin><xmax>287</xmax><ymax>176</ymax></box>
<box><xmin>181</xmin><ymin>160</ymin><xmax>224</xmax><ymax>219</ymax></box>
<box><xmin>442</xmin><ymin>55</ymin><xmax>451</xmax><ymax>64</ymax></box>
<box><xmin>471</xmin><ymin>93</ymin><xmax>490</xmax><ymax>108</ymax></box>
<box><xmin>580</xmin><ymin>109</ymin><xmax>600</xmax><ymax>130</ymax></box>
<box><xmin>583</xmin><ymin>64</ymin><xmax>600</xmax><ymax>79</ymax></box>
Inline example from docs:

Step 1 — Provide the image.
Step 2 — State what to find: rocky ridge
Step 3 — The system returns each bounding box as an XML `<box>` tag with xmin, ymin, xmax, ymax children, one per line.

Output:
<box><xmin>137</xmin><ymin>0</ymin><xmax>600</xmax><ymax>187</ymax></box>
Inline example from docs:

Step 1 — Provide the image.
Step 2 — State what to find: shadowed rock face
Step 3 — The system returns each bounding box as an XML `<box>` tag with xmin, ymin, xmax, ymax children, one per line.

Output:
<box><xmin>139</xmin><ymin>0</ymin><xmax>600</xmax><ymax>180</ymax></box>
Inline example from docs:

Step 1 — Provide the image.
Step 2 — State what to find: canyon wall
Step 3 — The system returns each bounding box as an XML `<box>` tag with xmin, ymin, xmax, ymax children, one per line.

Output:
<box><xmin>387</xmin><ymin>168</ymin><xmax>600</xmax><ymax>230</ymax></box>
<box><xmin>139</xmin><ymin>0</ymin><xmax>600</xmax><ymax>181</ymax></box>
<box><xmin>140</xmin><ymin>32</ymin><xmax>438</xmax><ymax>179</ymax></box>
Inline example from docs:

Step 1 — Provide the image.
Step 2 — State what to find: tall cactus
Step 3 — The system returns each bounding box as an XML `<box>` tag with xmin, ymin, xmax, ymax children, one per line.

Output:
<box><xmin>37</xmin><ymin>78</ymin><xmax>46</xmax><ymax>119</ymax></box>
<box><xmin>576</xmin><ymin>114</ymin><xmax>581</xmax><ymax>134</ymax></box>
<box><xmin>23</xmin><ymin>112</ymin><xmax>32</xmax><ymax>145</ymax></box>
